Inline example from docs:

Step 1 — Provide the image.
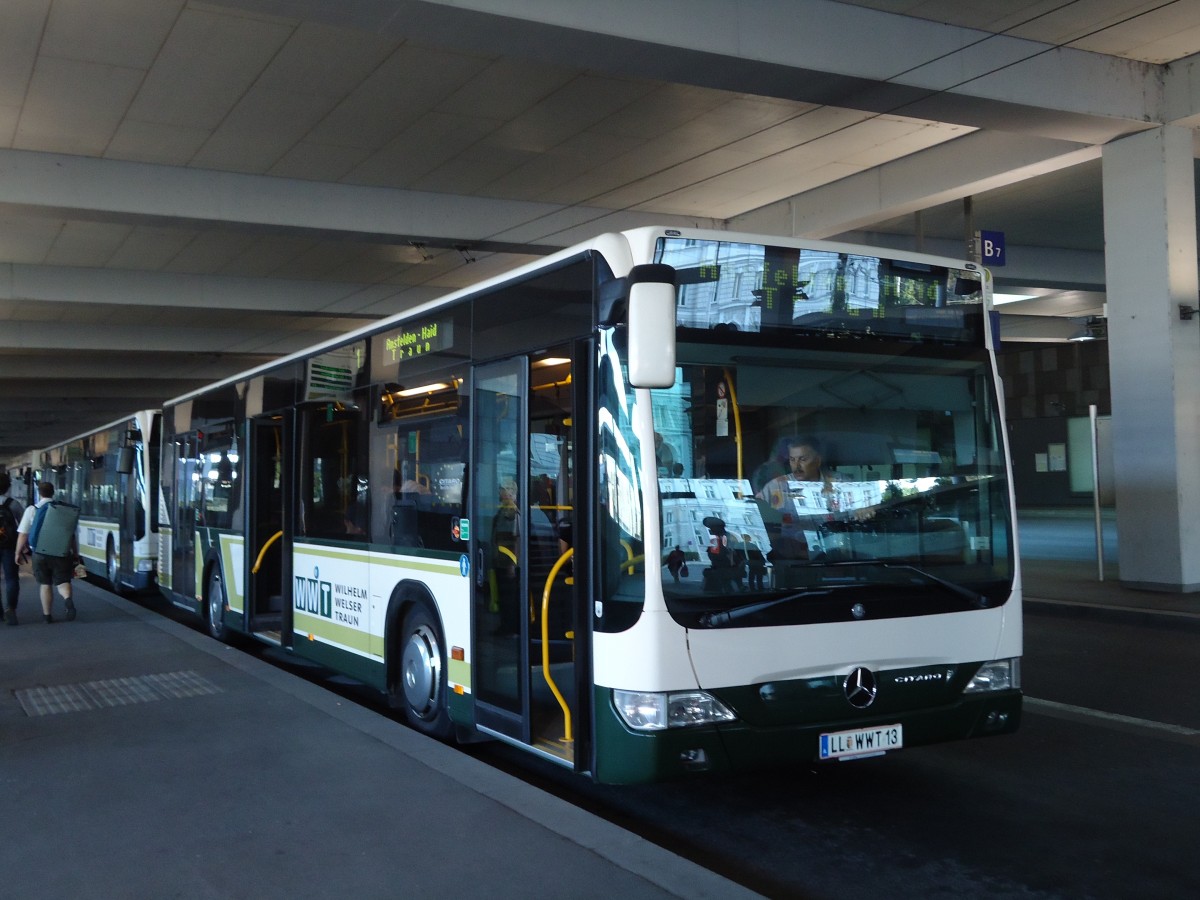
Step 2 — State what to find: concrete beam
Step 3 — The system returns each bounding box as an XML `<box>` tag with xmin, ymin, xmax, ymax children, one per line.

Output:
<box><xmin>0</xmin><ymin>320</ymin><xmax>350</xmax><ymax>355</ymax></box>
<box><xmin>728</xmin><ymin>131</ymin><xmax>1100</xmax><ymax>239</ymax></box>
<box><xmin>0</xmin><ymin>149</ymin><xmax>708</xmax><ymax>252</ymax></box>
<box><xmin>0</xmin><ymin>262</ymin><xmax>444</xmax><ymax>317</ymax></box>
<box><xmin>1164</xmin><ymin>54</ymin><xmax>1200</xmax><ymax>130</ymax></box>
<box><xmin>230</xmin><ymin>0</ymin><xmax>1166</xmax><ymax>142</ymax></box>
<box><xmin>0</xmin><ymin>352</ymin><xmax>270</xmax><ymax>380</ymax></box>
<box><xmin>0</xmin><ymin>380</ymin><xmax>203</xmax><ymax>405</ymax></box>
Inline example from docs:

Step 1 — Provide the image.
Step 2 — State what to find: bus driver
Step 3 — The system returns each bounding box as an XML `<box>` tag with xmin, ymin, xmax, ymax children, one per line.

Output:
<box><xmin>758</xmin><ymin>435</ymin><xmax>836</xmax><ymax>510</ymax></box>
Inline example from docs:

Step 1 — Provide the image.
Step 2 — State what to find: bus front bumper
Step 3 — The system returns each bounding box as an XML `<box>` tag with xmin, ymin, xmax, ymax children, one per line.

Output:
<box><xmin>592</xmin><ymin>687</ymin><xmax>1022</xmax><ymax>785</ymax></box>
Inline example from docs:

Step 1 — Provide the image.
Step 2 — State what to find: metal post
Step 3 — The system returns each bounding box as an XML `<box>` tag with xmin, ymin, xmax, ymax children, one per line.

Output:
<box><xmin>963</xmin><ymin>196</ymin><xmax>977</xmax><ymax>262</ymax></box>
<box><xmin>1089</xmin><ymin>404</ymin><xmax>1104</xmax><ymax>581</ymax></box>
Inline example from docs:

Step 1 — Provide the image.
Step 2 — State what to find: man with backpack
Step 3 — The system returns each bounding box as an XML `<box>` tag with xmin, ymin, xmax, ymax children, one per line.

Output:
<box><xmin>0</xmin><ymin>472</ymin><xmax>22</xmax><ymax>625</ymax></box>
<box><xmin>15</xmin><ymin>481</ymin><xmax>79</xmax><ymax>624</ymax></box>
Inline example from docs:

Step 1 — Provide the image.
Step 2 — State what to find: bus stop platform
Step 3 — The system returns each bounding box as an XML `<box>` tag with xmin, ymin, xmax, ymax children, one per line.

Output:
<box><xmin>1019</xmin><ymin>508</ymin><xmax>1200</xmax><ymax>629</ymax></box>
<box><xmin>0</xmin><ymin>573</ymin><xmax>757</xmax><ymax>900</ymax></box>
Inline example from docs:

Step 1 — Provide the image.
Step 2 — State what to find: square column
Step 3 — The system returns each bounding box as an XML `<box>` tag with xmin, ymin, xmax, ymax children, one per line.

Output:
<box><xmin>1102</xmin><ymin>125</ymin><xmax>1200</xmax><ymax>591</ymax></box>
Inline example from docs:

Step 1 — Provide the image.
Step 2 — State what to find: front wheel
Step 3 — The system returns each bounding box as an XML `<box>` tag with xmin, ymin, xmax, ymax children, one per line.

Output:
<box><xmin>106</xmin><ymin>538</ymin><xmax>124</xmax><ymax>595</ymax></box>
<box><xmin>206</xmin><ymin>565</ymin><xmax>230</xmax><ymax>642</ymax></box>
<box><xmin>395</xmin><ymin>605</ymin><xmax>453</xmax><ymax>740</ymax></box>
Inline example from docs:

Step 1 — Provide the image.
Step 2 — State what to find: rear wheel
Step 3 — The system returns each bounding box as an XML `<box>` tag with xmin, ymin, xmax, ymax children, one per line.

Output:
<box><xmin>206</xmin><ymin>566</ymin><xmax>229</xmax><ymax>642</ymax></box>
<box><xmin>395</xmin><ymin>605</ymin><xmax>453</xmax><ymax>739</ymax></box>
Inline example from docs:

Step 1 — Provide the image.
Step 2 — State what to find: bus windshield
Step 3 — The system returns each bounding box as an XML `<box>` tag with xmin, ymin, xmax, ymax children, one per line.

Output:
<box><xmin>657</xmin><ymin>235</ymin><xmax>985</xmax><ymax>344</ymax></box>
<box><xmin>653</xmin><ymin>342</ymin><xmax>1013</xmax><ymax>629</ymax></box>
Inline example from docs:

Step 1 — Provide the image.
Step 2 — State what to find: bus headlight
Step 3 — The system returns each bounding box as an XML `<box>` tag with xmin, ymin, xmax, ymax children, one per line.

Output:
<box><xmin>612</xmin><ymin>689</ymin><xmax>737</xmax><ymax>731</ymax></box>
<box><xmin>963</xmin><ymin>658</ymin><xmax>1020</xmax><ymax>693</ymax></box>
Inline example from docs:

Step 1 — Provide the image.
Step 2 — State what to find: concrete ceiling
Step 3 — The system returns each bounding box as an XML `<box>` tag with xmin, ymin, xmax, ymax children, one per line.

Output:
<box><xmin>2</xmin><ymin>0</ymin><xmax>1199</xmax><ymax>459</ymax></box>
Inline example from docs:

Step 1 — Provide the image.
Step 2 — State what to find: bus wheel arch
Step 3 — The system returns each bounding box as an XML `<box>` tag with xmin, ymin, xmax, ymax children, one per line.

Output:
<box><xmin>204</xmin><ymin>556</ymin><xmax>230</xmax><ymax>643</ymax></box>
<box><xmin>386</xmin><ymin>583</ymin><xmax>453</xmax><ymax>740</ymax></box>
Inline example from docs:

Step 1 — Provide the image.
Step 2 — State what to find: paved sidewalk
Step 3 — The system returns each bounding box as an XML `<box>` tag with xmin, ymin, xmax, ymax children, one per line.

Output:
<box><xmin>0</xmin><ymin>572</ymin><xmax>759</xmax><ymax>900</ymax></box>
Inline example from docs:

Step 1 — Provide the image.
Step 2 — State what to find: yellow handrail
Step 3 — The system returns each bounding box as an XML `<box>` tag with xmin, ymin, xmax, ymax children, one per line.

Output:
<box><xmin>541</xmin><ymin>548</ymin><xmax>574</xmax><ymax>744</ymax></box>
<box><xmin>620</xmin><ymin>539</ymin><xmax>639</xmax><ymax>574</ymax></box>
<box><xmin>723</xmin><ymin>366</ymin><xmax>744</xmax><ymax>482</ymax></box>
<box><xmin>497</xmin><ymin>545</ymin><xmax>517</xmax><ymax>564</ymax></box>
<box><xmin>252</xmin><ymin>530</ymin><xmax>283</xmax><ymax>574</ymax></box>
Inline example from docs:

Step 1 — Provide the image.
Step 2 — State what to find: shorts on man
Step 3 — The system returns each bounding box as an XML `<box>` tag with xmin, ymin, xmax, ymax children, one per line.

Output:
<box><xmin>33</xmin><ymin>553</ymin><xmax>74</xmax><ymax>587</ymax></box>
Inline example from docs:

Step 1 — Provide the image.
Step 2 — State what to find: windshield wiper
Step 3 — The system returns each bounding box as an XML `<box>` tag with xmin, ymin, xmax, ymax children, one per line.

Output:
<box><xmin>698</xmin><ymin>588</ymin><xmax>834</xmax><ymax>627</ymax></box>
<box><xmin>695</xmin><ymin>562</ymin><xmax>989</xmax><ymax>628</ymax></box>
<box><xmin>818</xmin><ymin>559</ymin><xmax>989</xmax><ymax>608</ymax></box>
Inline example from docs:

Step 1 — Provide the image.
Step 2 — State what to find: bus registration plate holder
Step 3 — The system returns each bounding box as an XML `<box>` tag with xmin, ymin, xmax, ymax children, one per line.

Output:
<box><xmin>819</xmin><ymin>724</ymin><xmax>902</xmax><ymax>761</ymax></box>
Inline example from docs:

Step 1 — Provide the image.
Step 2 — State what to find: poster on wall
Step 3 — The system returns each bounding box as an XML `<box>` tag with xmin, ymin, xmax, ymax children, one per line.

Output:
<box><xmin>1047</xmin><ymin>443</ymin><xmax>1067</xmax><ymax>472</ymax></box>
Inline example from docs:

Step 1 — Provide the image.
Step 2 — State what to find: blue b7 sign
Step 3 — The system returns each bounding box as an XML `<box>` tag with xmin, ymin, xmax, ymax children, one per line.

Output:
<box><xmin>977</xmin><ymin>230</ymin><xmax>1005</xmax><ymax>266</ymax></box>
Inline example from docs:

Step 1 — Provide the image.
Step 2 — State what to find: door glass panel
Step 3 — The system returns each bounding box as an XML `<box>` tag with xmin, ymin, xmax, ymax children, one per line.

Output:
<box><xmin>173</xmin><ymin>436</ymin><xmax>199</xmax><ymax>599</ymax></box>
<box><xmin>472</xmin><ymin>351</ymin><xmax>579</xmax><ymax>761</ymax></box>
<box><xmin>528</xmin><ymin>351</ymin><xmax>576</xmax><ymax>759</ymax></box>
<box><xmin>473</xmin><ymin>361</ymin><xmax>527</xmax><ymax>723</ymax></box>
<box><xmin>249</xmin><ymin>418</ymin><xmax>286</xmax><ymax>628</ymax></box>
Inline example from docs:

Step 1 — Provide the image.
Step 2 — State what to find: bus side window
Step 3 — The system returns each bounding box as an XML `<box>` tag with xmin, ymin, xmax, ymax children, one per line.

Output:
<box><xmin>373</xmin><ymin>413</ymin><xmax>464</xmax><ymax>552</ymax></box>
<box><xmin>298</xmin><ymin>399</ymin><xmax>371</xmax><ymax>541</ymax></box>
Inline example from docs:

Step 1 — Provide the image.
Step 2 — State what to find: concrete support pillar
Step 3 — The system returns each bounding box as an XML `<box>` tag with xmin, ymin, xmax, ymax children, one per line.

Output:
<box><xmin>1102</xmin><ymin>125</ymin><xmax>1200</xmax><ymax>591</ymax></box>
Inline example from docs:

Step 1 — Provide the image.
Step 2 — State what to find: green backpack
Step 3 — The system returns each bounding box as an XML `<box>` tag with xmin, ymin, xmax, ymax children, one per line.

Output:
<box><xmin>28</xmin><ymin>501</ymin><xmax>80</xmax><ymax>558</ymax></box>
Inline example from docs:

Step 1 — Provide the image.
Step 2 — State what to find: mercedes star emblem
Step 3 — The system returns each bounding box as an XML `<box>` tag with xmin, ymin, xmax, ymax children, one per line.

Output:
<box><xmin>843</xmin><ymin>666</ymin><xmax>878</xmax><ymax>709</ymax></box>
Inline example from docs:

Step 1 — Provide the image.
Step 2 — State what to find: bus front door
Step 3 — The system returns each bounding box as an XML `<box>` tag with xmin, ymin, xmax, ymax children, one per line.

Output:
<box><xmin>246</xmin><ymin>414</ymin><xmax>291</xmax><ymax>646</ymax></box>
<box><xmin>471</xmin><ymin>351</ymin><xmax>582</xmax><ymax>766</ymax></box>
<box><xmin>171</xmin><ymin>433</ymin><xmax>199</xmax><ymax>603</ymax></box>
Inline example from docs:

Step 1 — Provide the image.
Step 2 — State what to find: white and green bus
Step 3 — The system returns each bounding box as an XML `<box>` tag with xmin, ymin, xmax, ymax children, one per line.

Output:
<box><xmin>157</xmin><ymin>227</ymin><xmax>1020</xmax><ymax>784</ymax></box>
<box><xmin>36</xmin><ymin>410</ymin><xmax>161</xmax><ymax>593</ymax></box>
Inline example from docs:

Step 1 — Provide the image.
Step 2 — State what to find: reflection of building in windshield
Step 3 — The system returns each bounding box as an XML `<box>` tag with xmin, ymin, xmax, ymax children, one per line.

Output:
<box><xmin>783</xmin><ymin>480</ymin><xmax>883</xmax><ymax>516</ymax></box>
<box><xmin>530</xmin><ymin>433</ymin><xmax>561</xmax><ymax>479</ymax></box>
<box><xmin>660</xmin><ymin>478</ymin><xmax>770</xmax><ymax>568</ymax></box>
<box><xmin>602</xmin><ymin>452</ymin><xmax>643</xmax><ymax>536</ymax></box>
<box><xmin>651</xmin><ymin>376</ymin><xmax>693</xmax><ymax>477</ymax></box>
<box><xmin>659</xmin><ymin>238</ymin><xmax>981</xmax><ymax>337</ymax></box>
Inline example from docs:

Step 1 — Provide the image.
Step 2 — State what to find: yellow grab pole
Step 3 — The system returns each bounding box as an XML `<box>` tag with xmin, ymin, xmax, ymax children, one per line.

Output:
<box><xmin>541</xmin><ymin>548</ymin><xmax>575</xmax><ymax>743</ymax></box>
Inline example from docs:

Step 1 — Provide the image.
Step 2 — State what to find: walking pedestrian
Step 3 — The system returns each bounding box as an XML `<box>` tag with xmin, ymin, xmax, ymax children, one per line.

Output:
<box><xmin>14</xmin><ymin>481</ymin><xmax>78</xmax><ymax>623</ymax></box>
<box><xmin>665</xmin><ymin>545</ymin><xmax>686</xmax><ymax>582</ymax></box>
<box><xmin>0</xmin><ymin>472</ymin><xmax>22</xmax><ymax>625</ymax></box>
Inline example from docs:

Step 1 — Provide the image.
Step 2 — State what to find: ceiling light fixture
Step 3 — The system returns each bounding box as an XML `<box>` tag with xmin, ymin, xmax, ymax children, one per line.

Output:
<box><xmin>395</xmin><ymin>382</ymin><xmax>450</xmax><ymax>397</ymax></box>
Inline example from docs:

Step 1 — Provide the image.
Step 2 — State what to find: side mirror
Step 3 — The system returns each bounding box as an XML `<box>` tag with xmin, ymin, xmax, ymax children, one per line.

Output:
<box><xmin>627</xmin><ymin>272</ymin><xmax>677</xmax><ymax>389</ymax></box>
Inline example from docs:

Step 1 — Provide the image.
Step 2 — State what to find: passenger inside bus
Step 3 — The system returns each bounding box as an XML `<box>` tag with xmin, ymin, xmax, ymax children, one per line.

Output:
<box><xmin>489</xmin><ymin>478</ymin><xmax>522</xmax><ymax>634</ymax></box>
<box><xmin>344</xmin><ymin>500</ymin><xmax>366</xmax><ymax>536</ymax></box>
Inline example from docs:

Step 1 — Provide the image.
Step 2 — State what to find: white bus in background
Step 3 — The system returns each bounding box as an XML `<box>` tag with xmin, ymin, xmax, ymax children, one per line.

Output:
<box><xmin>155</xmin><ymin>227</ymin><xmax>1020</xmax><ymax>784</ymax></box>
<box><xmin>35</xmin><ymin>410</ymin><xmax>161</xmax><ymax>593</ymax></box>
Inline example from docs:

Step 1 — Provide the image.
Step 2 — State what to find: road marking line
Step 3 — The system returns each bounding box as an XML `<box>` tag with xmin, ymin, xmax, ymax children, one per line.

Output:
<box><xmin>1024</xmin><ymin>596</ymin><xmax>1200</xmax><ymax>623</ymax></box>
<box><xmin>1025</xmin><ymin>696</ymin><xmax>1200</xmax><ymax>740</ymax></box>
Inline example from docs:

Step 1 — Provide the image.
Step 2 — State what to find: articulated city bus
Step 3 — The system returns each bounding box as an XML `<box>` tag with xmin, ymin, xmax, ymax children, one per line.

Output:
<box><xmin>35</xmin><ymin>411</ymin><xmax>161</xmax><ymax>593</ymax></box>
<box><xmin>157</xmin><ymin>227</ymin><xmax>1021</xmax><ymax>783</ymax></box>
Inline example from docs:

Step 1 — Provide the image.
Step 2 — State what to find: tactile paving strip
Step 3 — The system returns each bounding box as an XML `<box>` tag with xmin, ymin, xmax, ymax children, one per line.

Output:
<box><xmin>15</xmin><ymin>670</ymin><xmax>222</xmax><ymax>717</ymax></box>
